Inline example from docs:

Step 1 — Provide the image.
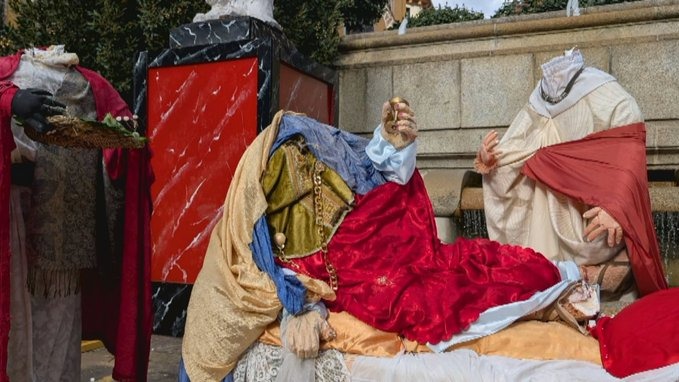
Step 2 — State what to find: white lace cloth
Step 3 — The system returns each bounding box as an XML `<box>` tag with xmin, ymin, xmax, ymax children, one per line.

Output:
<box><xmin>351</xmin><ymin>350</ymin><xmax>679</xmax><ymax>382</ymax></box>
<box><xmin>233</xmin><ymin>342</ymin><xmax>350</xmax><ymax>382</ymax></box>
<box><xmin>233</xmin><ymin>341</ymin><xmax>679</xmax><ymax>382</ymax></box>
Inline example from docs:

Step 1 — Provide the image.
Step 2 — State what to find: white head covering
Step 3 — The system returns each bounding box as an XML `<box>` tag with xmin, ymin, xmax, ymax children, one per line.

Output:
<box><xmin>529</xmin><ymin>49</ymin><xmax>615</xmax><ymax>118</ymax></box>
<box><xmin>25</xmin><ymin>45</ymin><xmax>79</xmax><ymax>67</ymax></box>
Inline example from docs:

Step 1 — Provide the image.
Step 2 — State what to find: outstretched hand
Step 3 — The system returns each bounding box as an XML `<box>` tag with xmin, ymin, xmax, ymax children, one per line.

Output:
<box><xmin>381</xmin><ymin>101</ymin><xmax>417</xmax><ymax>149</ymax></box>
<box><xmin>583</xmin><ymin>206</ymin><xmax>624</xmax><ymax>247</ymax></box>
<box><xmin>11</xmin><ymin>88</ymin><xmax>66</xmax><ymax>133</ymax></box>
<box><xmin>474</xmin><ymin>130</ymin><xmax>502</xmax><ymax>174</ymax></box>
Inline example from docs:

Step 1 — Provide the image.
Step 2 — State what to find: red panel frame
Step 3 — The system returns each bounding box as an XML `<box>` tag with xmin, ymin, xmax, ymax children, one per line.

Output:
<box><xmin>279</xmin><ymin>63</ymin><xmax>333</xmax><ymax>125</ymax></box>
<box><xmin>147</xmin><ymin>58</ymin><xmax>259</xmax><ymax>283</ymax></box>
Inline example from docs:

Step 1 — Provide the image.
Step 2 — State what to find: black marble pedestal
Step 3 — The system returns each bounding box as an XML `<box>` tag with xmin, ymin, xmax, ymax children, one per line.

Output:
<box><xmin>169</xmin><ymin>16</ymin><xmax>285</xmax><ymax>49</ymax></box>
<box><xmin>135</xmin><ymin>15</ymin><xmax>338</xmax><ymax>336</ymax></box>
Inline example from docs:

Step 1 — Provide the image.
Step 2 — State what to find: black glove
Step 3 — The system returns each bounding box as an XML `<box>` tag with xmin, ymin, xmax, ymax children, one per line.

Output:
<box><xmin>11</xmin><ymin>88</ymin><xmax>66</xmax><ymax>133</ymax></box>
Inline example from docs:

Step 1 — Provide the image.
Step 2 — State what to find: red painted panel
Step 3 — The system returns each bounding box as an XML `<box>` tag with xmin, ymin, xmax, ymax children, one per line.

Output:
<box><xmin>147</xmin><ymin>58</ymin><xmax>259</xmax><ymax>283</ymax></box>
<box><xmin>279</xmin><ymin>63</ymin><xmax>333</xmax><ymax>124</ymax></box>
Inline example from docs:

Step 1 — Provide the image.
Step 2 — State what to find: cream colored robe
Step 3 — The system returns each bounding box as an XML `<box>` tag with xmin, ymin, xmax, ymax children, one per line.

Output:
<box><xmin>483</xmin><ymin>78</ymin><xmax>643</xmax><ymax>265</ymax></box>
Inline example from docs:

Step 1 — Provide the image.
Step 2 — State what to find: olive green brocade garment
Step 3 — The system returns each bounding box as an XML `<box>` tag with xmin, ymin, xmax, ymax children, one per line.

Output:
<box><xmin>261</xmin><ymin>136</ymin><xmax>354</xmax><ymax>258</ymax></box>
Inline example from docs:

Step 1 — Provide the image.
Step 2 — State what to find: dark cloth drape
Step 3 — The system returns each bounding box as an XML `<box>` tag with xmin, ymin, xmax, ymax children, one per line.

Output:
<box><xmin>78</xmin><ymin>65</ymin><xmax>153</xmax><ymax>382</ymax></box>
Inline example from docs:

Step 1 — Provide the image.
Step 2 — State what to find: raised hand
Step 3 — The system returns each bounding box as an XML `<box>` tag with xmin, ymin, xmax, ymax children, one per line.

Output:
<box><xmin>474</xmin><ymin>130</ymin><xmax>502</xmax><ymax>174</ymax></box>
<box><xmin>380</xmin><ymin>100</ymin><xmax>417</xmax><ymax>149</ymax></box>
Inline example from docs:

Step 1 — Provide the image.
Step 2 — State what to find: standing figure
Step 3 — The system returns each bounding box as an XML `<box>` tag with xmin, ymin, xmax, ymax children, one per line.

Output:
<box><xmin>477</xmin><ymin>48</ymin><xmax>667</xmax><ymax>300</ymax></box>
<box><xmin>0</xmin><ymin>45</ymin><xmax>152</xmax><ymax>382</ymax></box>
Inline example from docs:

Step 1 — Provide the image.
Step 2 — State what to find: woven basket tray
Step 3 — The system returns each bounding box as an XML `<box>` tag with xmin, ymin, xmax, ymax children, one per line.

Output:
<box><xmin>23</xmin><ymin>114</ymin><xmax>147</xmax><ymax>149</ymax></box>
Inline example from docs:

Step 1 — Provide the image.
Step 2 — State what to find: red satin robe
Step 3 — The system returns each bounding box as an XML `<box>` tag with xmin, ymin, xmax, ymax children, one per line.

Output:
<box><xmin>280</xmin><ymin>171</ymin><xmax>561</xmax><ymax>344</ymax></box>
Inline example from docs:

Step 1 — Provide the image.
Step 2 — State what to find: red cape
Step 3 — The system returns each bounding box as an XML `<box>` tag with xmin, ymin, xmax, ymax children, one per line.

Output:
<box><xmin>0</xmin><ymin>52</ymin><xmax>152</xmax><ymax>381</ymax></box>
<box><xmin>522</xmin><ymin>122</ymin><xmax>668</xmax><ymax>296</ymax></box>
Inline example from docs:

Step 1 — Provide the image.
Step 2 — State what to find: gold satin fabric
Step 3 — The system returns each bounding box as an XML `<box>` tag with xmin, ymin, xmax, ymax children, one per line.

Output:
<box><xmin>260</xmin><ymin>313</ymin><xmax>601</xmax><ymax>364</ymax></box>
<box><xmin>262</xmin><ymin>136</ymin><xmax>353</xmax><ymax>258</ymax></box>
<box><xmin>259</xmin><ymin>311</ymin><xmax>404</xmax><ymax>357</ymax></box>
<box><xmin>450</xmin><ymin>321</ymin><xmax>601</xmax><ymax>364</ymax></box>
<box><xmin>181</xmin><ymin>111</ymin><xmax>335</xmax><ymax>381</ymax></box>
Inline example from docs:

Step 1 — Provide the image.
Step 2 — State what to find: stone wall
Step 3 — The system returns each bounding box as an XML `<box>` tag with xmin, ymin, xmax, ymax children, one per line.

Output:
<box><xmin>335</xmin><ymin>0</ymin><xmax>679</xmax><ymax>240</ymax></box>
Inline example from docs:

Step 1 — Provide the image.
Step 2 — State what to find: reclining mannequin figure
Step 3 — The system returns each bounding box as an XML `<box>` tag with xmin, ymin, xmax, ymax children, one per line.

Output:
<box><xmin>179</xmin><ymin>99</ymin><xmax>605</xmax><ymax>381</ymax></box>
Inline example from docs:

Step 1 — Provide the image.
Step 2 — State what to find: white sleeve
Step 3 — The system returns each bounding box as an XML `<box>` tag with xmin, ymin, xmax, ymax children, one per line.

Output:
<box><xmin>365</xmin><ymin>124</ymin><xmax>416</xmax><ymax>185</ymax></box>
<box><xmin>11</xmin><ymin>121</ymin><xmax>39</xmax><ymax>163</ymax></box>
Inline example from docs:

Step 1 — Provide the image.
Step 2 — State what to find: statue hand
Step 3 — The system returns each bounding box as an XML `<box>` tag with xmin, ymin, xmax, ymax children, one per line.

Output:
<box><xmin>474</xmin><ymin>130</ymin><xmax>502</xmax><ymax>174</ymax></box>
<box><xmin>11</xmin><ymin>88</ymin><xmax>66</xmax><ymax>133</ymax></box>
<box><xmin>281</xmin><ymin>309</ymin><xmax>335</xmax><ymax>359</ymax></box>
<box><xmin>380</xmin><ymin>101</ymin><xmax>417</xmax><ymax>149</ymax></box>
<box><xmin>583</xmin><ymin>206</ymin><xmax>624</xmax><ymax>247</ymax></box>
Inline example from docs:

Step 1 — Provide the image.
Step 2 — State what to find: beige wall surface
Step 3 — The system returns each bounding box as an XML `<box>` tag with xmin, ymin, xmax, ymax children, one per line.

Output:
<box><xmin>336</xmin><ymin>0</ymin><xmax>679</xmax><ymax>172</ymax></box>
<box><xmin>335</xmin><ymin>0</ymin><xmax>679</xmax><ymax>231</ymax></box>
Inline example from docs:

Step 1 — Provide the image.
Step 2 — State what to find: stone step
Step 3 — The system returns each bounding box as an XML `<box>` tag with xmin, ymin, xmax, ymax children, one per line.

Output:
<box><xmin>457</xmin><ymin>184</ymin><xmax>679</xmax><ymax>212</ymax></box>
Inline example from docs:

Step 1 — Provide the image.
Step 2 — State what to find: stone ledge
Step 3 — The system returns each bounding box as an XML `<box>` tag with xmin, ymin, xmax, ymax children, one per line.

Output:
<box><xmin>458</xmin><ymin>184</ymin><xmax>679</xmax><ymax>212</ymax></box>
<box><xmin>650</xmin><ymin>187</ymin><xmax>679</xmax><ymax>211</ymax></box>
<box><xmin>337</xmin><ymin>21</ymin><xmax>679</xmax><ymax>69</ymax></box>
<box><xmin>460</xmin><ymin>187</ymin><xmax>484</xmax><ymax>211</ymax></box>
<box><xmin>419</xmin><ymin>169</ymin><xmax>468</xmax><ymax>217</ymax></box>
<box><xmin>339</xmin><ymin>0</ymin><xmax>679</xmax><ymax>52</ymax></box>
<box><xmin>435</xmin><ymin>216</ymin><xmax>458</xmax><ymax>243</ymax></box>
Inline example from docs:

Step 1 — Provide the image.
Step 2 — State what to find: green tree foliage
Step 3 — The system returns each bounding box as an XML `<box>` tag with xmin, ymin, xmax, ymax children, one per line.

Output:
<box><xmin>0</xmin><ymin>30</ymin><xmax>7</xmax><ymax>54</ymax></box>
<box><xmin>407</xmin><ymin>5</ymin><xmax>484</xmax><ymax>28</ymax></box>
<box><xmin>338</xmin><ymin>0</ymin><xmax>388</xmax><ymax>33</ymax></box>
<box><xmin>138</xmin><ymin>0</ymin><xmax>208</xmax><ymax>52</ymax></box>
<box><xmin>493</xmin><ymin>0</ymin><xmax>640</xmax><ymax>18</ymax></box>
<box><xmin>89</xmin><ymin>0</ymin><xmax>142</xmax><ymax>101</ymax></box>
<box><xmin>4</xmin><ymin>0</ymin><xmax>99</xmax><ymax>63</ymax></box>
<box><xmin>1</xmin><ymin>0</ymin><xmax>207</xmax><ymax>102</ymax></box>
<box><xmin>274</xmin><ymin>0</ymin><xmax>342</xmax><ymax>66</ymax></box>
<box><xmin>273</xmin><ymin>0</ymin><xmax>387</xmax><ymax>65</ymax></box>
<box><xmin>1</xmin><ymin>0</ymin><xmax>384</xmax><ymax>100</ymax></box>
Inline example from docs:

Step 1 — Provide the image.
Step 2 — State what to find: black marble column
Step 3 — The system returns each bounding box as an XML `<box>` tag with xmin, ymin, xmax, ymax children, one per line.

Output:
<box><xmin>169</xmin><ymin>16</ymin><xmax>286</xmax><ymax>49</ymax></box>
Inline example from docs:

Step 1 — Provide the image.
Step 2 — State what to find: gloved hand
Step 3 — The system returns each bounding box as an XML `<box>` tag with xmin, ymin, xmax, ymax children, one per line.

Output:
<box><xmin>380</xmin><ymin>100</ymin><xmax>417</xmax><ymax>150</ymax></box>
<box><xmin>11</xmin><ymin>88</ymin><xmax>66</xmax><ymax>133</ymax></box>
<box><xmin>583</xmin><ymin>206</ymin><xmax>623</xmax><ymax>247</ymax></box>
<box><xmin>280</xmin><ymin>308</ymin><xmax>336</xmax><ymax>359</ymax></box>
<box><xmin>474</xmin><ymin>130</ymin><xmax>501</xmax><ymax>174</ymax></box>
